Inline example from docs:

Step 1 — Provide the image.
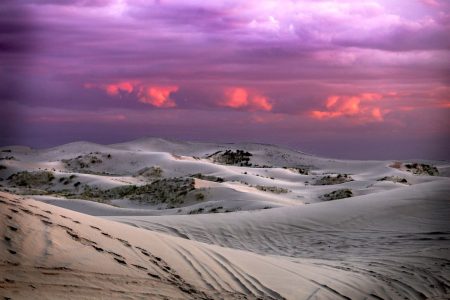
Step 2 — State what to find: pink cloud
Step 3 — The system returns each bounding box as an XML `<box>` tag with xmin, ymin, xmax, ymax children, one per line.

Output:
<box><xmin>311</xmin><ymin>93</ymin><xmax>386</xmax><ymax>123</ymax></box>
<box><xmin>252</xmin><ymin>95</ymin><xmax>273</xmax><ymax>111</ymax></box>
<box><xmin>138</xmin><ymin>85</ymin><xmax>178</xmax><ymax>108</ymax></box>
<box><xmin>105</xmin><ymin>81</ymin><xmax>134</xmax><ymax>95</ymax></box>
<box><xmin>222</xmin><ymin>87</ymin><xmax>273</xmax><ymax>111</ymax></box>
<box><xmin>224</xmin><ymin>87</ymin><xmax>249</xmax><ymax>108</ymax></box>
<box><xmin>86</xmin><ymin>81</ymin><xmax>178</xmax><ymax>108</ymax></box>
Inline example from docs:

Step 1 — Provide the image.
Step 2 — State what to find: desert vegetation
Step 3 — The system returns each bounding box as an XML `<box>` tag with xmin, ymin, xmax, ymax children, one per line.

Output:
<box><xmin>313</xmin><ymin>174</ymin><xmax>353</xmax><ymax>185</ymax></box>
<box><xmin>255</xmin><ymin>185</ymin><xmax>290</xmax><ymax>194</ymax></box>
<box><xmin>321</xmin><ymin>189</ymin><xmax>353</xmax><ymax>200</ymax></box>
<box><xmin>61</xmin><ymin>152</ymin><xmax>118</xmax><ymax>174</ymax></box>
<box><xmin>135</xmin><ymin>166</ymin><xmax>163</xmax><ymax>178</ymax></box>
<box><xmin>283</xmin><ymin>167</ymin><xmax>310</xmax><ymax>175</ymax></box>
<box><xmin>7</xmin><ymin>171</ymin><xmax>55</xmax><ymax>188</ymax></box>
<box><xmin>66</xmin><ymin>177</ymin><xmax>202</xmax><ymax>208</ymax></box>
<box><xmin>404</xmin><ymin>163</ymin><xmax>439</xmax><ymax>176</ymax></box>
<box><xmin>190</xmin><ymin>173</ymin><xmax>224</xmax><ymax>183</ymax></box>
<box><xmin>377</xmin><ymin>176</ymin><xmax>408</xmax><ymax>184</ymax></box>
<box><xmin>59</xmin><ymin>174</ymin><xmax>77</xmax><ymax>185</ymax></box>
<box><xmin>390</xmin><ymin>161</ymin><xmax>439</xmax><ymax>176</ymax></box>
<box><xmin>0</xmin><ymin>155</ymin><xmax>15</xmax><ymax>160</ymax></box>
<box><xmin>209</xmin><ymin>150</ymin><xmax>252</xmax><ymax>166</ymax></box>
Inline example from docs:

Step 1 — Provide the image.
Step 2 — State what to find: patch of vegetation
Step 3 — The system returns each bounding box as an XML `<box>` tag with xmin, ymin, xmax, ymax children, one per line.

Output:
<box><xmin>209</xmin><ymin>206</ymin><xmax>224</xmax><ymax>213</ymax></box>
<box><xmin>404</xmin><ymin>163</ymin><xmax>438</xmax><ymax>176</ymax></box>
<box><xmin>253</xmin><ymin>164</ymin><xmax>272</xmax><ymax>168</ymax></box>
<box><xmin>377</xmin><ymin>176</ymin><xmax>408</xmax><ymax>184</ymax></box>
<box><xmin>390</xmin><ymin>162</ymin><xmax>438</xmax><ymax>176</ymax></box>
<box><xmin>7</xmin><ymin>171</ymin><xmax>54</xmax><ymax>187</ymax></box>
<box><xmin>283</xmin><ymin>167</ymin><xmax>310</xmax><ymax>175</ymax></box>
<box><xmin>255</xmin><ymin>185</ymin><xmax>290</xmax><ymax>194</ymax></box>
<box><xmin>190</xmin><ymin>173</ymin><xmax>224</xmax><ymax>183</ymax></box>
<box><xmin>59</xmin><ymin>174</ymin><xmax>77</xmax><ymax>185</ymax></box>
<box><xmin>126</xmin><ymin>178</ymin><xmax>196</xmax><ymax>205</ymax></box>
<box><xmin>135</xmin><ymin>166</ymin><xmax>163</xmax><ymax>178</ymax></box>
<box><xmin>0</xmin><ymin>165</ymin><xmax>7</xmax><ymax>170</ymax></box>
<box><xmin>322</xmin><ymin>189</ymin><xmax>353</xmax><ymax>201</ymax></box>
<box><xmin>313</xmin><ymin>174</ymin><xmax>353</xmax><ymax>185</ymax></box>
<box><xmin>189</xmin><ymin>207</ymin><xmax>204</xmax><ymax>214</ymax></box>
<box><xmin>0</xmin><ymin>156</ymin><xmax>15</xmax><ymax>161</ymax></box>
<box><xmin>195</xmin><ymin>193</ymin><xmax>205</xmax><ymax>201</ymax></box>
<box><xmin>73</xmin><ymin>178</ymin><xmax>199</xmax><ymax>207</ymax></box>
<box><xmin>210</xmin><ymin>150</ymin><xmax>252</xmax><ymax>166</ymax></box>
<box><xmin>62</xmin><ymin>153</ymin><xmax>107</xmax><ymax>172</ymax></box>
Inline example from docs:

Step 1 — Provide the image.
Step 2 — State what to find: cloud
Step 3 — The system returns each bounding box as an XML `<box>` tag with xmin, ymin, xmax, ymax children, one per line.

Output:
<box><xmin>223</xmin><ymin>87</ymin><xmax>249</xmax><ymax>108</ymax></box>
<box><xmin>311</xmin><ymin>93</ymin><xmax>386</xmax><ymax>123</ymax></box>
<box><xmin>137</xmin><ymin>85</ymin><xmax>178</xmax><ymax>108</ymax></box>
<box><xmin>104</xmin><ymin>81</ymin><xmax>134</xmax><ymax>95</ymax></box>
<box><xmin>86</xmin><ymin>81</ymin><xmax>178</xmax><ymax>108</ymax></box>
<box><xmin>3</xmin><ymin>0</ymin><xmax>449</xmax><ymax>160</ymax></box>
<box><xmin>252</xmin><ymin>95</ymin><xmax>273</xmax><ymax>111</ymax></box>
<box><xmin>222</xmin><ymin>87</ymin><xmax>273</xmax><ymax>111</ymax></box>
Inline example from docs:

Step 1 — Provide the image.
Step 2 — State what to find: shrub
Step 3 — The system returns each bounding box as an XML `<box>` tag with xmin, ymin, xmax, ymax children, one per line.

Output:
<box><xmin>8</xmin><ymin>171</ymin><xmax>55</xmax><ymax>187</ymax></box>
<box><xmin>210</xmin><ymin>150</ymin><xmax>252</xmax><ymax>166</ymax></box>
<box><xmin>322</xmin><ymin>189</ymin><xmax>353</xmax><ymax>201</ymax></box>
<box><xmin>190</xmin><ymin>173</ymin><xmax>224</xmax><ymax>183</ymax></box>
<box><xmin>255</xmin><ymin>185</ymin><xmax>289</xmax><ymax>194</ymax></box>
<box><xmin>283</xmin><ymin>167</ymin><xmax>310</xmax><ymax>175</ymax></box>
<box><xmin>313</xmin><ymin>174</ymin><xmax>353</xmax><ymax>185</ymax></box>
<box><xmin>195</xmin><ymin>193</ymin><xmax>205</xmax><ymax>201</ymax></box>
<box><xmin>404</xmin><ymin>163</ymin><xmax>438</xmax><ymax>176</ymax></box>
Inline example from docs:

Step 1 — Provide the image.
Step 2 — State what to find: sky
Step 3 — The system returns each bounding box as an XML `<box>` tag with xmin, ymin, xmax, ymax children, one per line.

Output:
<box><xmin>1</xmin><ymin>0</ymin><xmax>449</xmax><ymax>159</ymax></box>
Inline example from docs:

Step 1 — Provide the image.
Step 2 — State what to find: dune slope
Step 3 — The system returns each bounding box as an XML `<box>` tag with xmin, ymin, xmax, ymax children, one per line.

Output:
<box><xmin>3</xmin><ymin>191</ymin><xmax>449</xmax><ymax>299</ymax></box>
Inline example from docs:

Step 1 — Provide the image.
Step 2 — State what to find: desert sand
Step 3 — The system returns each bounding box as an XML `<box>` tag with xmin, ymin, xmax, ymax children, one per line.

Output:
<box><xmin>1</xmin><ymin>138</ymin><xmax>449</xmax><ymax>299</ymax></box>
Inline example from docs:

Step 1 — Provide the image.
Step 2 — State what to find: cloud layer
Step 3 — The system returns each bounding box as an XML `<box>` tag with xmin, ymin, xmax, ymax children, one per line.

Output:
<box><xmin>1</xmin><ymin>0</ymin><xmax>449</xmax><ymax>159</ymax></box>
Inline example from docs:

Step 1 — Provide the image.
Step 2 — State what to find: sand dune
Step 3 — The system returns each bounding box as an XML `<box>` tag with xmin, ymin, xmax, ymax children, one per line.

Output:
<box><xmin>3</xmin><ymin>191</ymin><xmax>449</xmax><ymax>299</ymax></box>
<box><xmin>1</xmin><ymin>138</ymin><xmax>449</xmax><ymax>299</ymax></box>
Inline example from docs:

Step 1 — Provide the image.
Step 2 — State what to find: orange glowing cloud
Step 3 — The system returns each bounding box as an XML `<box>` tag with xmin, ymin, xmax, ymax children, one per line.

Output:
<box><xmin>105</xmin><ymin>81</ymin><xmax>134</xmax><ymax>95</ymax></box>
<box><xmin>252</xmin><ymin>95</ymin><xmax>273</xmax><ymax>111</ymax></box>
<box><xmin>138</xmin><ymin>85</ymin><xmax>178</xmax><ymax>108</ymax></box>
<box><xmin>86</xmin><ymin>81</ymin><xmax>178</xmax><ymax>108</ymax></box>
<box><xmin>224</xmin><ymin>87</ymin><xmax>249</xmax><ymax>108</ymax></box>
<box><xmin>222</xmin><ymin>87</ymin><xmax>273</xmax><ymax>111</ymax></box>
<box><xmin>311</xmin><ymin>93</ymin><xmax>385</xmax><ymax>122</ymax></box>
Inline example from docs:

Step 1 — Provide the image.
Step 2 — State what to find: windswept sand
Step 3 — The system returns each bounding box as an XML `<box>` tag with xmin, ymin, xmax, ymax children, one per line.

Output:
<box><xmin>2</xmin><ymin>190</ymin><xmax>449</xmax><ymax>299</ymax></box>
<box><xmin>1</xmin><ymin>138</ymin><xmax>449</xmax><ymax>299</ymax></box>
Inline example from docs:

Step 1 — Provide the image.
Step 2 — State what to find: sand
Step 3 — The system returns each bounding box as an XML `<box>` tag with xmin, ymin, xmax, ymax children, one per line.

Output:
<box><xmin>1</xmin><ymin>138</ymin><xmax>449</xmax><ymax>299</ymax></box>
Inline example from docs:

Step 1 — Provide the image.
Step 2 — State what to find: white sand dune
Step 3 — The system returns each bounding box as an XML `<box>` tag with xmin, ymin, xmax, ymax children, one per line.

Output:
<box><xmin>3</xmin><ymin>191</ymin><xmax>449</xmax><ymax>299</ymax></box>
<box><xmin>1</xmin><ymin>138</ymin><xmax>449</xmax><ymax>299</ymax></box>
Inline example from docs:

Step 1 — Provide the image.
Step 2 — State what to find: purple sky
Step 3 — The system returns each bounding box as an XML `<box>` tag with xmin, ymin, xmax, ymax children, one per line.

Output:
<box><xmin>1</xmin><ymin>0</ymin><xmax>449</xmax><ymax>159</ymax></box>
